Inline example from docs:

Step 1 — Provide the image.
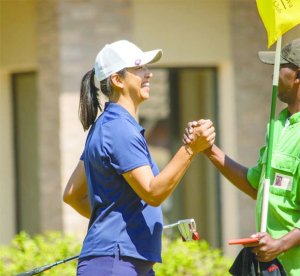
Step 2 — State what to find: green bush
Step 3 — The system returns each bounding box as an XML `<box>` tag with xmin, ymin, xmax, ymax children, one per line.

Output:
<box><xmin>155</xmin><ymin>237</ymin><xmax>233</xmax><ymax>276</ymax></box>
<box><xmin>0</xmin><ymin>231</ymin><xmax>81</xmax><ymax>275</ymax></box>
<box><xmin>0</xmin><ymin>232</ymin><xmax>233</xmax><ymax>276</ymax></box>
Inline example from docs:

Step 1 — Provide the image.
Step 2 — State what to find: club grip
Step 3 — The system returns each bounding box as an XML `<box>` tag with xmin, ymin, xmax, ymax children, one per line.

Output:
<box><xmin>14</xmin><ymin>255</ymin><xmax>79</xmax><ymax>276</ymax></box>
<box><xmin>14</xmin><ymin>264</ymin><xmax>54</xmax><ymax>276</ymax></box>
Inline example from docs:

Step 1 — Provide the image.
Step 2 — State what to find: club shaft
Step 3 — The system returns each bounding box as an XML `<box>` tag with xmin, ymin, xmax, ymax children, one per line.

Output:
<box><xmin>163</xmin><ymin>222</ymin><xmax>179</xmax><ymax>229</ymax></box>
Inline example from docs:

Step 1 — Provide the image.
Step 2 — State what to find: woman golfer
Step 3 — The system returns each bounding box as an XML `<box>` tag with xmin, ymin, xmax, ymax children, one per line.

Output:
<box><xmin>63</xmin><ymin>40</ymin><xmax>215</xmax><ymax>276</ymax></box>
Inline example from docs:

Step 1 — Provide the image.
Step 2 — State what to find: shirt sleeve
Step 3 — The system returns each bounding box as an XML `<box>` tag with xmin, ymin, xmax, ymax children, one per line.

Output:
<box><xmin>102</xmin><ymin>119</ymin><xmax>150</xmax><ymax>175</ymax></box>
<box><xmin>80</xmin><ymin>151</ymin><xmax>84</xmax><ymax>161</ymax></box>
<box><xmin>247</xmin><ymin>145</ymin><xmax>267</xmax><ymax>190</ymax></box>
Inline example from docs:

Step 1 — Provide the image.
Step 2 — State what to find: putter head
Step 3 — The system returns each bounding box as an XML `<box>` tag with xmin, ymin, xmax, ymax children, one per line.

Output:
<box><xmin>177</xmin><ymin>219</ymin><xmax>199</xmax><ymax>242</ymax></box>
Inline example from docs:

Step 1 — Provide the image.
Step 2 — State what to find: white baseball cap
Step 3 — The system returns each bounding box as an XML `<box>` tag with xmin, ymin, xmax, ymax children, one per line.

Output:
<box><xmin>94</xmin><ymin>40</ymin><xmax>163</xmax><ymax>81</ymax></box>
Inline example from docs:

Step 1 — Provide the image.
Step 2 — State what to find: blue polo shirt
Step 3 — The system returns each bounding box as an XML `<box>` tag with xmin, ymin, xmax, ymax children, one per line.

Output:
<box><xmin>79</xmin><ymin>102</ymin><xmax>163</xmax><ymax>263</ymax></box>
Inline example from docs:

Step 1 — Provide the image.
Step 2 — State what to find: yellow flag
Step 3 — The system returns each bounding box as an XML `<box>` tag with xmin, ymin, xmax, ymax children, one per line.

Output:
<box><xmin>256</xmin><ymin>0</ymin><xmax>300</xmax><ymax>48</ymax></box>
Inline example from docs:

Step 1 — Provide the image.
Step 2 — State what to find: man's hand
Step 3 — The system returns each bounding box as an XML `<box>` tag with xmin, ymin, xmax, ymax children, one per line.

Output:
<box><xmin>244</xmin><ymin>232</ymin><xmax>283</xmax><ymax>262</ymax></box>
<box><xmin>183</xmin><ymin>120</ymin><xmax>215</xmax><ymax>153</ymax></box>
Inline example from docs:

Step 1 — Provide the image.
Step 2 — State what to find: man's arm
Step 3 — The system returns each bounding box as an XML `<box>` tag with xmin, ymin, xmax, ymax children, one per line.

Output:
<box><xmin>63</xmin><ymin>161</ymin><xmax>91</xmax><ymax>219</ymax></box>
<box><xmin>183</xmin><ymin>121</ymin><xmax>257</xmax><ymax>200</ymax></box>
<box><xmin>203</xmin><ymin>144</ymin><xmax>257</xmax><ymax>200</ymax></box>
<box><xmin>246</xmin><ymin>228</ymin><xmax>300</xmax><ymax>262</ymax></box>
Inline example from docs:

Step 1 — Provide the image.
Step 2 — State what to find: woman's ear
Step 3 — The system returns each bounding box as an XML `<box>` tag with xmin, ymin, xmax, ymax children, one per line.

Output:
<box><xmin>111</xmin><ymin>74</ymin><xmax>124</xmax><ymax>89</ymax></box>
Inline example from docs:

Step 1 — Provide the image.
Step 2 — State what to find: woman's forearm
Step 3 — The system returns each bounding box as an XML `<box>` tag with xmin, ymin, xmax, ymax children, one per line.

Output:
<box><xmin>63</xmin><ymin>161</ymin><xmax>91</xmax><ymax>219</ymax></box>
<box><xmin>148</xmin><ymin>146</ymin><xmax>195</xmax><ymax>205</ymax></box>
<box><xmin>65</xmin><ymin>194</ymin><xmax>91</xmax><ymax>219</ymax></box>
<box><xmin>123</xmin><ymin>121</ymin><xmax>215</xmax><ymax>207</ymax></box>
<box><xmin>123</xmin><ymin>146</ymin><xmax>195</xmax><ymax>207</ymax></box>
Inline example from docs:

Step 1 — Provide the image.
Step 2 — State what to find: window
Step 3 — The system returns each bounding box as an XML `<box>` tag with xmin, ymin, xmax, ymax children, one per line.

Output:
<box><xmin>12</xmin><ymin>72</ymin><xmax>40</xmax><ymax>235</ymax></box>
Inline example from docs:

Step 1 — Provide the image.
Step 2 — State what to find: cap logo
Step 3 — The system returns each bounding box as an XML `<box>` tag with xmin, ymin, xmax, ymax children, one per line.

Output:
<box><xmin>135</xmin><ymin>59</ymin><xmax>141</xmax><ymax>65</ymax></box>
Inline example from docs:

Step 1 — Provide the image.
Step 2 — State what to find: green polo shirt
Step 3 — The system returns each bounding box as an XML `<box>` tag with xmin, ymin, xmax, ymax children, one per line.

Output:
<box><xmin>247</xmin><ymin>108</ymin><xmax>300</xmax><ymax>276</ymax></box>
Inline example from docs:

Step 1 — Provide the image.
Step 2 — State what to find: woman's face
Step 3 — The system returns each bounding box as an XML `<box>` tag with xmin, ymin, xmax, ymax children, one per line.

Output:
<box><xmin>123</xmin><ymin>65</ymin><xmax>153</xmax><ymax>105</ymax></box>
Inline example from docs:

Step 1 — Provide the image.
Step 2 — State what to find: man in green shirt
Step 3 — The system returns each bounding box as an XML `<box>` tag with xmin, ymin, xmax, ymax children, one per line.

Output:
<box><xmin>184</xmin><ymin>38</ymin><xmax>300</xmax><ymax>275</ymax></box>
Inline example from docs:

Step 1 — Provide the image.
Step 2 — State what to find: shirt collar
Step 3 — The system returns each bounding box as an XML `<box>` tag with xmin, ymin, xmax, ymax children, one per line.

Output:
<box><xmin>278</xmin><ymin>107</ymin><xmax>300</xmax><ymax>125</ymax></box>
<box><xmin>104</xmin><ymin>102</ymin><xmax>145</xmax><ymax>134</ymax></box>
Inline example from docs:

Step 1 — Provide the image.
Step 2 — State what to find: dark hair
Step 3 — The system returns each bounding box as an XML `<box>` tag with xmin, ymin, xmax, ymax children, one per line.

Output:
<box><xmin>79</xmin><ymin>68</ymin><xmax>127</xmax><ymax>131</ymax></box>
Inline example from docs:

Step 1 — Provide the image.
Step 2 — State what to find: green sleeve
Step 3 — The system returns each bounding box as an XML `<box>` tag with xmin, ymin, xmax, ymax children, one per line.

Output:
<box><xmin>247</xmin><ymin>145</ymin><xmax>267</xmax><ymax>190</ymax></box>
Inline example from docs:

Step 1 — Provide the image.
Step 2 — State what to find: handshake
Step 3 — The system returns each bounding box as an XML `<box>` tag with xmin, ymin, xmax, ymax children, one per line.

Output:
<box><xmin>182</xmin><ymin>119</ymin><xmax>216</xmax><ymax>155</ymax></box>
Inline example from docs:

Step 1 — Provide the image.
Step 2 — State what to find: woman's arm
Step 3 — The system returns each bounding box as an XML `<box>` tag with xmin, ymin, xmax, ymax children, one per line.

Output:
<box><xmin>63</xmin><ymin>161</ymin><xmax>91</xmax><ymax>219</ymax></box>
<box><xmin>123</xmin><ymin>120</ymin><xmax>216</xmax><ymax>207</ymax></box>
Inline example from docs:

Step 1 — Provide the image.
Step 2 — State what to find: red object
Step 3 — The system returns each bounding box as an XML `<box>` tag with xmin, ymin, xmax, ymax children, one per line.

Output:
<box><xmin>181</xmin><ymin>236</ymin><xmax>186</xmax><ymax>242</ymax></box>
<box><xmin>192</xmin><ymin>231</ymin><xmax>199</xmax><ymax>240</ymax></box>
<box><xmin>228</xmin><ymin>237</ymin><xmax>259</xmax><ymax>245</ymax></box>
<box><xmin>268</xmin><ymin>265</ymin><xmax>279</xmax><ymax>272</ymax></box>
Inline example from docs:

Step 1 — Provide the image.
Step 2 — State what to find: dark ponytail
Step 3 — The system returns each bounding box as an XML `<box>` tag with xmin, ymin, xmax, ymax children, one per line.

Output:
<box><xmin>79</xmin><ymin>69</ymin><xmax>101</xmax><ymax>131</ymax></box>
<box><xmin>79</xmin><ymin>67</ymin><xmax>127</xmax><ymax>131</ymax></box>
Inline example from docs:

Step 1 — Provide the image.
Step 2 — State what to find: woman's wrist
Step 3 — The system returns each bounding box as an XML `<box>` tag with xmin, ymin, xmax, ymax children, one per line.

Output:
<box><xmin>184</xmin><ymin>144</ymin><xmax>197</xmax><ymax>156</ymax></box>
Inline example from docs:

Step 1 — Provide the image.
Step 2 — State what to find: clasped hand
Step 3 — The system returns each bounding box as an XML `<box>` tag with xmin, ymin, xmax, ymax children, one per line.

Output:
<box><xmin>182</xmin><ymin>120</ymin><xmax>216</xmax><ymax>153</ymax></box>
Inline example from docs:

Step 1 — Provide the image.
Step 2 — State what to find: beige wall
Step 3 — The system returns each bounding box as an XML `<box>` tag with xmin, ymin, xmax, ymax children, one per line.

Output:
<box><xmin>281</xmin><ymin>27</ymin><xmax>300</xmax><ymax>52</ymax></box>
<box><xmin>60</xmin><ymin>92</ymin><xmax>89</xmax><ymax>235</ymax></box>
<box><xmin>0</xmin><ymin>0</ymin><xmax>37</xmax><ymax>244</ymax></box>
<box><xmin>0</xmin><ymin>0</ymin><xmax>37</xmax><ymax>70</ymax></box>
<box><xmin>132</xmin><ymin>0</ymin><xmax>231</xmax><ymax>66</ymax></box>
<box><xmin>218</xmin><ymin>61</ymin><xmax>239</xmax><ymax>255</ymax></box>
<box><xmin>36</xmin><ymin>0</ymin><xmax>63</xmax><ymax>232</ymax></box>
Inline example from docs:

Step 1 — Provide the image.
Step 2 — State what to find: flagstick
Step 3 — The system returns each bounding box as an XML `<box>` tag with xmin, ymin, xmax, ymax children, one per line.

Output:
<box><xmin>260</xmin><ymin>36</ymin><xmax>282</xmax><ymax>232</ymax></box>
<box><xmin>258</xmin><ymin>36</ymin><xmax>282</xmax><ymax>275</ymax></box>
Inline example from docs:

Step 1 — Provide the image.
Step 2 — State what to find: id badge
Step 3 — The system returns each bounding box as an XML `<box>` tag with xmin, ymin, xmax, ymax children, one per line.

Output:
<box><xmin>273</xmin><ymin>173</ymin><xmax>293</xmax><ymax>191</ymax></box>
